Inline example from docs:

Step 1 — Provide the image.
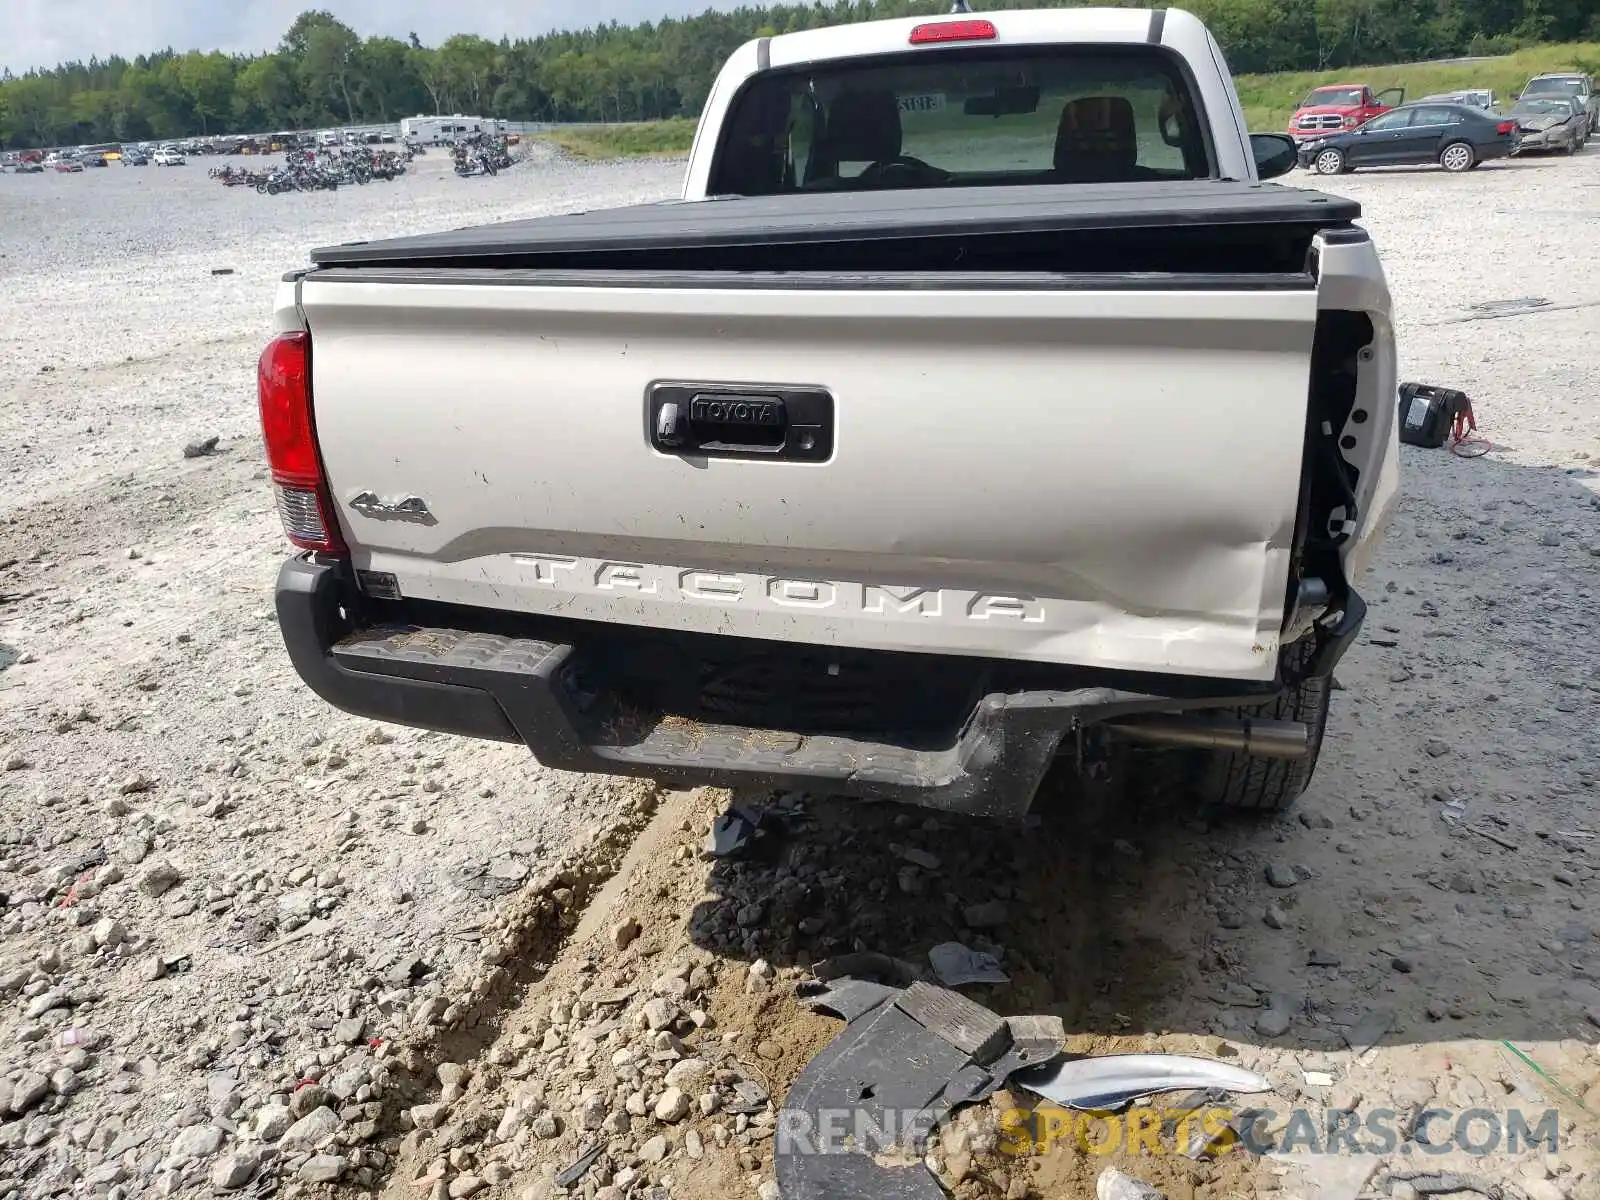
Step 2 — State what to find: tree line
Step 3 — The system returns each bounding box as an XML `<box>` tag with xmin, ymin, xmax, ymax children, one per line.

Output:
<box><xmin>2</xmin><ymin>1</ymin><xmax>1596</xmax><ymax>149</ymax></box>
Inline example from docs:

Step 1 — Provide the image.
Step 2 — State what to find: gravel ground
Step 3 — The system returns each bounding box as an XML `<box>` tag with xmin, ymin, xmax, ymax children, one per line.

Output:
<box><xmin>2</xmin><ymin>144</ymin><xmax>1599</xmax><ymax>1200</ymax></box>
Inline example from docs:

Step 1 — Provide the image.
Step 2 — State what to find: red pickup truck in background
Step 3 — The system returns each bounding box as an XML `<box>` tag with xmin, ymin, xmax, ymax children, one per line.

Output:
<box><xmin>1287</xmin><ymin>84</ymin><xmax>1405</xmax><ymax>140</ymax></box>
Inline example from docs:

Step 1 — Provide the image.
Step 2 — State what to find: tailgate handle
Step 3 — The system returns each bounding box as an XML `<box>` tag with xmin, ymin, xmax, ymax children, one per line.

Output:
<box><xmin>687</xmin><ymin>393</ymin><xmax>787</xmax><ymax>453</ymax></box>
<box><xmin>647</xmin><ymin>383</ymin><xmax>833</xmax><ymax>463</ymax></box>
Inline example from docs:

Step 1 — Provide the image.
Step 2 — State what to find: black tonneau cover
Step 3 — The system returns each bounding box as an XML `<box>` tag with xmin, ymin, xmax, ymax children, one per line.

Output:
<box><xmin>310</xmin><ymin>181</ymin><xmax>1361</xmax><ymax>269</ymax></box>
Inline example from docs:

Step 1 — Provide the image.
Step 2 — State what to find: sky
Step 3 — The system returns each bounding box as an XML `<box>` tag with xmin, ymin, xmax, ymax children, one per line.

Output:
<box><xmin>5</xmin><ymin>0</ymin><xmax>736</xmax><ymax>74</ymax></box>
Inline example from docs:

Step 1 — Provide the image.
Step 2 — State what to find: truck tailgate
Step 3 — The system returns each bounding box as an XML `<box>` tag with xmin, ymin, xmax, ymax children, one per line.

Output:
<box><xmin>297</xmin><ymin>272</ymin><xmax>1319</xmax><ymax>681</ymax></box>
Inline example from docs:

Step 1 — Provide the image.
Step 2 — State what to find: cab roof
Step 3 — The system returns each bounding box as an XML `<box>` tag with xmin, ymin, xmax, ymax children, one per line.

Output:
<box><xmin>765</xmin><ymin>6</ymin><xmax>1189</xmax><ymax>69</ymax></box>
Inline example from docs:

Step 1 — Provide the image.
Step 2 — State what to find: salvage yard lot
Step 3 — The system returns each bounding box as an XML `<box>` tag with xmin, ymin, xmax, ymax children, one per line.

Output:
<box><xmin>1234</xmin><ymin>41</ymin><xmax>1600</xmax><ymax>130</ymax></box>
<box><xmin>2</xmin><ymin>145</ymin><xmax>1599</xmax><ymax>1200</ymax></box>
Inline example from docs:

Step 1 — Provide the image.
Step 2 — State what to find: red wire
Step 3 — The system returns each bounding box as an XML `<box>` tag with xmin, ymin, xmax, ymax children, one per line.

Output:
<box><xmin>1450</xmin><ymin>400</ymin><xmax>1491</xmax><ymax>458</ymax></box>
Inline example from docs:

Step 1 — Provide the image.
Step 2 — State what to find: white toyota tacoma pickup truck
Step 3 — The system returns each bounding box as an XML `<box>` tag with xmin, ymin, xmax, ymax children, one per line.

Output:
<box><xmin>263</xmin><ymin>6</ymin><xmax>1398</xmax><ymax>820</ymax></box>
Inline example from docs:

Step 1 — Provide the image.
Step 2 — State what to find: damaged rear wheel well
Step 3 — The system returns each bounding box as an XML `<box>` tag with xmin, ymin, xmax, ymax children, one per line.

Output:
<box><xmin>1286</xmin><ymin>308</ymin><xmax>1374</xmax><ymax>648</ymax></box>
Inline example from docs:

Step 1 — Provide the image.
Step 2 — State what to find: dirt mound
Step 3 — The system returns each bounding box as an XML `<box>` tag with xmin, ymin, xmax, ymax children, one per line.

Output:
<box><xmin>371</xmin><ymin>784</ymin><xmax>1280</xmax><ymax>1200</ymax></box>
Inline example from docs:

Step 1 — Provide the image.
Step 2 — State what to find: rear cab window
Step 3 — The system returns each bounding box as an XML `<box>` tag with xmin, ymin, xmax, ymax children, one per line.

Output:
<box><xmin>708</xmin><ymin>45</ymin><xmax>1212</xmax><ymax>195</ymax></box>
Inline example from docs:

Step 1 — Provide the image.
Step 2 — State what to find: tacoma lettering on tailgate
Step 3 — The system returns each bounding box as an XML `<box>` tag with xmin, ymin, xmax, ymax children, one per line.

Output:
<box><xmin>508</xmin><ymin>554</ymin><xmax>1045</xmax><ymax>623</ymax></box>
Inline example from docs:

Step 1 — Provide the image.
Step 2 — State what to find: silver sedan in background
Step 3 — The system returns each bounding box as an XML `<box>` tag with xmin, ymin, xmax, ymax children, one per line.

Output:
<box><xmin>1510</xmin><ymin>97</ymin><xmax>1587</xmax><ymax>155</ymax></box>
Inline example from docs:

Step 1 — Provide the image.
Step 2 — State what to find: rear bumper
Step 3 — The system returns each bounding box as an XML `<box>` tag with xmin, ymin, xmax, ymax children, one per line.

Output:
<box><xmin>276</xmin><ymin>556</ymin><xmax>1365</xmax><ymax>819</ymax></box>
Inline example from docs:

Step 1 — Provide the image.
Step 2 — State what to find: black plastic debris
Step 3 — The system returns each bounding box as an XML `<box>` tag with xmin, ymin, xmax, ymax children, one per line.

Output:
<box><xmin>810</xmin><ymin>951</ymin><xmax>924</xmax><ymax>987</ymax></box>
<box><xmin>704</xmin><ymin>802</ymin><xmax>785</xmax><ymax>860</ymax></box>
<box><xmin>774</xmin><ymin>979</ymin><xmax>1065</xmax><ymax>1200</ymax></box>
<box><xmin>554</xmin><ymin>1142</ymin><xmax>604</xmax><ymax>1189</ymax></box>
<box><xmin>928</xmin><ymin>941</ymin><xmax>1009</xmax><ymax>987</ymax></box>
<box><xmin>798</xmin><ymin>978</ymin><xmax>901</xmax><ymax>1024</ymax></box>
<box><xmin>980</xmin><ymin>1015</ymin><xmax>1067</xmax><ymax>1100</ymax></box>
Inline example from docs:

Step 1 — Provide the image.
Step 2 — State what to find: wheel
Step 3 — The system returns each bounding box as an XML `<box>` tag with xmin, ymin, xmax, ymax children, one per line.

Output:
<box><xmin>1439</xmin><ymin>141</ymin><xmax>1475</xmax><ymax>172</ymax></box>
<box><xmin>1194</xmin><ymin>637</ymin><xmax>1330</xmax><ymax>814</ymax></box>
<box><xmin>1313</xmin><ymin>147</ymin><xmax>1346</xmax><ymax>175</ymax></box>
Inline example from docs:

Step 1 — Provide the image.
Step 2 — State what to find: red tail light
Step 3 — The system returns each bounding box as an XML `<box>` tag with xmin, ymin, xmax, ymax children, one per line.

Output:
<box><xmin>909</xmin><ymin>19</ymin><xmax>996</xmax><ymax>44</ymax></box>
<box><xmin>1497</xmin><ymin>120</ymin><xmax>1516</xmax><ymax>134</ymax></box>
<box><xmin>257</xmin><ymin>331</ymin><xmax>345</xmax><ymax>553</ymax></box>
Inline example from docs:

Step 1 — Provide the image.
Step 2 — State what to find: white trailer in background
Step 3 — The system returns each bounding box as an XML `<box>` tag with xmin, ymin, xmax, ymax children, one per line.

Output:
<box><xmin>400</xmin><ymin>115</ymin><xmax>502</xmax><ymax>145</ymax></box>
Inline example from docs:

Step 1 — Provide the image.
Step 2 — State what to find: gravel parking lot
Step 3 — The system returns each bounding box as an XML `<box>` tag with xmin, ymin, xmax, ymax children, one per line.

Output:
<box><xmin>2</xmin><ymin>146</ymin><xmax>1598</xmax><ymax>1200</ymax></box>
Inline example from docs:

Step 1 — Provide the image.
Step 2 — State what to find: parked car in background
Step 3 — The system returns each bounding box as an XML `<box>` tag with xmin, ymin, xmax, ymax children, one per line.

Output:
<box><xmin>122</xmin><ymin>149</ymin><xmax>150</xmax><ymax>166</ymax></box>
<box><xmin>153</xmin><ymin>147</ymin><xmax>186</xmax><ymax>166</ymax></box>
<box><xmin>1300</xmin><ymin>101</ymin><xmax>1517</xmax><ymax>174</ymax></box>
<box><xmin>1287</xmin><ymin>83</ymin><xmax>1403</xmax><ymax>141</ymax></box>
<box><xmin>1519</xmin><ymin>73</ymin><xmax>1597</xmax><ymax>135</ymax></box>
<box><xmin>1419</xmin><ymin>89</ymin><xmax>1498</xmax><ymax>111</ymax></box>
<box><xmin>1510</xmin><ymin>96</ymin><xmax>1588</xmax><ymax>155</ymax></box>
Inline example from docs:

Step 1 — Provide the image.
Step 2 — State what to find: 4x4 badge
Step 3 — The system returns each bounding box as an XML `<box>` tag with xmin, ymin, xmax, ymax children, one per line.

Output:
<box><xmin>348</xmin><ymin>491</ymin><xmax>433</xmax><ymax>522</ymax></box>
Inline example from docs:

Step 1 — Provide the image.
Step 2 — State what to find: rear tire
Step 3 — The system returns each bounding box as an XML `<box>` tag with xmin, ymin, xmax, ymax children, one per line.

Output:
<box><xmin>1314</xmin><ymin>147</ymin><xmax>1346</xmax><ymax>175</ymax></box>
<box><xmin>1439</xmin><ymin>141</ymin><xmax>1475</xmax><ymax>172</ymax></box>
<box><xmin>1195</xmin><ymin>638</ymin><xmax>1330</xmax><ymax>815</ymax></box>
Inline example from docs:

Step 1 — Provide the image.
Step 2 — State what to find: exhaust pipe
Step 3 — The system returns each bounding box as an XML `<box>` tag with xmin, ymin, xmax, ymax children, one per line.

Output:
<box><xmin>1103</xmin><ymin>717</ymin><xmax>1309</xmax><ymax>760</ymax></box>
